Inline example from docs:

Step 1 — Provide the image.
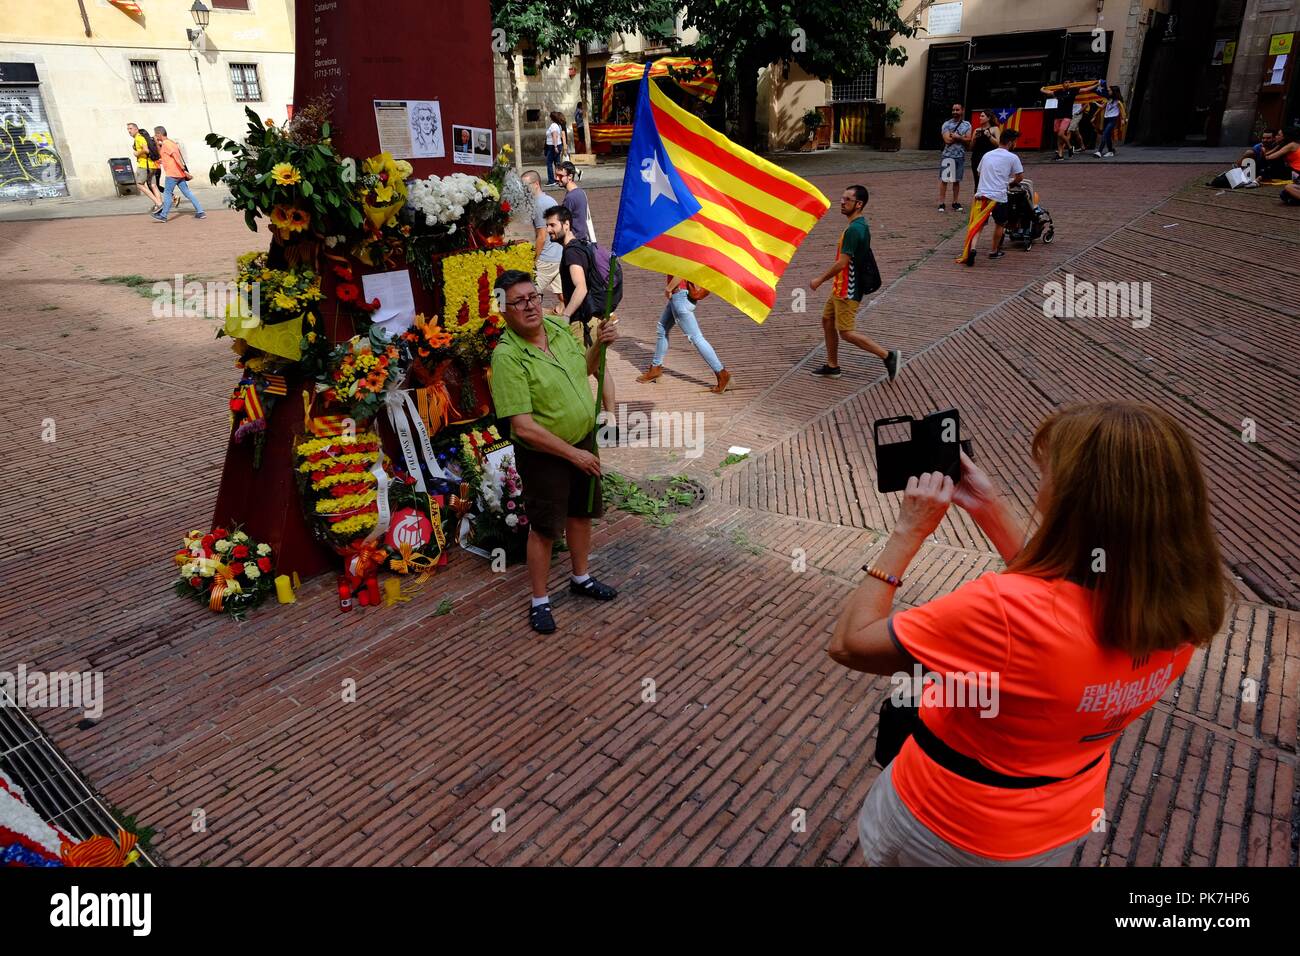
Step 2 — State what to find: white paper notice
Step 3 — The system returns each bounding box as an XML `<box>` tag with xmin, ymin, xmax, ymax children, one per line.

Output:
<box><xmin>362</xmin><ymin>269</ymin><xmax>417</xmax><ymax>339</ymax></box>
<box><xmin>1270</xmin><ymin>53</ymin><xmax>1287</xmax><ymax>85</ymax></box>
<box><xmin>374</xmin><ymin>100</ymin><xmax>414</xmax><ymax>157</ymax></box>
<box><xmin>406</xmin><ymin>100</ymin><xmax>445</xmax><ymax>158</ymax></box>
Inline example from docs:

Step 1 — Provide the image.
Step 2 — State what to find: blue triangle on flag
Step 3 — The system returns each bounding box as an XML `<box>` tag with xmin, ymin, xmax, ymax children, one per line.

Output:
<box><xmin>611</xmin><ymin>65</ymin><xmax>702</xmax><ymax>257</ymax></box>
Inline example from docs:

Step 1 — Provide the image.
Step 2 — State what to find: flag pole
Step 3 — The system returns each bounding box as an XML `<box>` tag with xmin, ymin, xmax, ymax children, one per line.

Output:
<box><xmin>588</xmin><ymin>254</ymin><xmax>617</xmax><ymax>510</ymax></box>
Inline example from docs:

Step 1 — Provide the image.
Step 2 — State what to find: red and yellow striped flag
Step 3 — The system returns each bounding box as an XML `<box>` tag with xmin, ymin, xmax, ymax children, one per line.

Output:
<box><xmin>109</xmin><ymin>0</ymin><xmax>143</xmax><ymax>15</ymax></box>
<box><xmin>611</xmin><ymin>66</ymin><xmax>830</xmax><ymax>323</ymax></box>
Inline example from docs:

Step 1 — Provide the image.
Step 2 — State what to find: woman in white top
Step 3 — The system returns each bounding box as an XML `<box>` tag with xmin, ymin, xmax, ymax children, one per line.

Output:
<box><xmin>1095</xmin><ymin>87</ymin><xmax>1122</xmax><ymax>158</ymax></box>
<box><xmin>545</xmin><ymin>111</ymin><xmax>567</xmax><ymax>185</ymax></box>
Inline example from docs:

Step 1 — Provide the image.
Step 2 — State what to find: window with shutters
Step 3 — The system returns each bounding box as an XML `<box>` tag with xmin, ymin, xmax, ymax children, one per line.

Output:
<box><xmin>130</xmin><ymin>60</ymin><xmax>164</xmax><ymax>103</ymax></box>
<box><xmin>230</xmin><ymin>63</ymin><xmax>262</xmax><ymax>102</ymax></box>
<box><xmin>211</xmin><ymin>0</ymin><xmax>252</xmax><ymax>10</ymax></box>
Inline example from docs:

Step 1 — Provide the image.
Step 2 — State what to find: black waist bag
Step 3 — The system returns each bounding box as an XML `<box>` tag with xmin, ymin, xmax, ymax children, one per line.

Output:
<box><xmin>875</xmin><ymin>694</ymin><xmax>1103</xmax><ymax>789</ymax></box>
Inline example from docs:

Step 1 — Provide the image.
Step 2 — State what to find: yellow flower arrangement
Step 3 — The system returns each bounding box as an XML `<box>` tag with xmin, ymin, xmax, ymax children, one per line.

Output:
<box><xmin>362</xmin><ymin>153</ymin><xmax>414</xmax><ymax>204</ymax></box>
<box><xmin>330</xmin><ymin>512</ymin><xmax>378</xmax><ymax>539</ymax></box>
<box><xmin>271</xmin><ymin>162</ymin><xmax>301</xmax><ymax>186</ymax></box>
<box><xmin>315</xmin><ymin>489</ymin><xmax>377</xmax><ymax>515</ymax></box>
<box><xmin>440</xmin><ymin>243</ymin><xmax>535</xmax><ymax>337</ymax></box>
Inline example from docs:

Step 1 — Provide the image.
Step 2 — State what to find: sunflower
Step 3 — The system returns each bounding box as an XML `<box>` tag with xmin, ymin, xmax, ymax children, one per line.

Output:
<box><xmin>272</xmin><ymin>290</ymin><xmax>299</xmax><ymax>311</ymax></box>
<box><xmin>270</xmin><ymin>205</ymin><xmax>294</xmax><ymax>231</ymax></box>
<box><xmin>271</xmin><ymin>162</ymin><xmax>301</xmax><ymax>186</ymax></box>
<box><xmin>288</xmin><ymin>207</ymin><xmax>311</xmax><ymax>231</ymax></box>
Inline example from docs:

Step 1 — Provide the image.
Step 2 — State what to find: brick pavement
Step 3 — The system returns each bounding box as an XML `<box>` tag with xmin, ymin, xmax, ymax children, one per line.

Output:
<box><xmin>0</xmin><ymin>162</ymin><xmax>1295</xmax><ymax>866</ymax></box>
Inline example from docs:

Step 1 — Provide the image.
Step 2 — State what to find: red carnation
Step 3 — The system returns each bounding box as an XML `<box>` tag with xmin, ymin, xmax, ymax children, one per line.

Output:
<box><xmin>501</xmin><ymin>200</ymin><xmax>511</xmax><ymax>213</ymax></box>
<box><xmin>228</xmin><ymin>562</ymin><xmax>245</xmax><ymax>576</ymax></box>
<box><xmin>229</xmin><ymin>397</ymin><xmax>245</xmax><ymax>412</ymax></box>
<box><xmin>201</xmin><ymin>534</ymin><xmax>215</xmax><ymax>549</ymax></box>
<box><xmin>336</xmin><ymin>283</ymin><xmax>359</xmax><ymax>303</ymax></box>
<box><xmin>232</xmin><ymin>544</ymin><xmax>250</xmax><ymax>559</ymax></box>
<box><xmin>257</xmin><ymin>557</ymin><xmax>272</xmax><ymax>573</ymax></box>
<box><xmin>189</xmin><ymin>576</ymin><xmax>201</xmax><ymax>588</ymax></box>
<box><xmin>213</xmin><ymin>527</ymin><xmax>229</xmax><ymax>539</ymax></box>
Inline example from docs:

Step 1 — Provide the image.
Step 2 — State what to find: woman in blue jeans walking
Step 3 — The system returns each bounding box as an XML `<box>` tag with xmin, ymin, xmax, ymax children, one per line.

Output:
<box><xmin>637</xmin><ymin>275</ymin><xmax>731</xmax><ymax>393</ymax></box>
<box><xmin>1093</xmin><ymin>87</ymin><xmax>1122</xmax><ymax>158</ymax></box>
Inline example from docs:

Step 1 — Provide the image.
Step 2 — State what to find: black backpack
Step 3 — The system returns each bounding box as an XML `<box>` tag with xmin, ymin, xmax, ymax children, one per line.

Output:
<box><xmin>574</xmin><ymin>239</ymin><xmax>623</xmax><ymax>318</ymax></box>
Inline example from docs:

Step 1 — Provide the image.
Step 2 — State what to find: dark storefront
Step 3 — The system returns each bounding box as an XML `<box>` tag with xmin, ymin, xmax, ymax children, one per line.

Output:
<box><xmin>1127</xmin><ymin>0</ymin><xmax>1250</xmax><ymax>145</ymax></box>
<box><xmin>920</xmin><ymin>30</ymin><xmax>1111</xmax><ymax>149</ymax></box>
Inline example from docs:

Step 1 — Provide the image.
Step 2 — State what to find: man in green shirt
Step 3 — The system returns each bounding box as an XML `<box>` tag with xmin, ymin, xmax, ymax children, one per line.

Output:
<box><xmin>490</xmin><ymin>269</ymin><xmax>620</xmax><ymax>634</ymax></box>
<box><xmin>808</xmin><ymin>184</ymin><xmax>901</xmax><ymax>381</ymax></box>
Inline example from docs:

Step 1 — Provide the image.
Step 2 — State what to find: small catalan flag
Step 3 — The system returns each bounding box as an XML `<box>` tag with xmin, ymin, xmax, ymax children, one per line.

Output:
<box><xmin>109</xmin><ymin>0</ymin><xmax>144</xmax><ymax>15</ymax></box>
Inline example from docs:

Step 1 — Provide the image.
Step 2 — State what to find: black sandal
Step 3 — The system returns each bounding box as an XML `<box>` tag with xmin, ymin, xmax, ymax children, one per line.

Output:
<box><xmin>529</xmin><ymin>602</ymin><xmax>557</xmax><ymax>634</ymax></box>
<box><xmin>568</xmin><ymin>577</ymin><xmax>617</xmax><ymax>601</ymax></box>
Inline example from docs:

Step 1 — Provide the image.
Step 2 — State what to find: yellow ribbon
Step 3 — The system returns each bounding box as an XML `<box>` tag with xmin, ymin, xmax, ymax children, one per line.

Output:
<box><xmin>389</xmin><ymin>541</ymin><xmax>437</xmax><ymax>576</ymax></box>
<box><xmin>208</xmin><ymin>562</ymin><xmax>242</xmax><ymax>612</ymax></box>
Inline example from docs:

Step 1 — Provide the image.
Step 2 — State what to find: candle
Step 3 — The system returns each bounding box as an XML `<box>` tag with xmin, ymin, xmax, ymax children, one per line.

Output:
<box><xmin>274</xmin><ymin>574</ymin><xmax>296</xmax><ymax>604</ymax></box>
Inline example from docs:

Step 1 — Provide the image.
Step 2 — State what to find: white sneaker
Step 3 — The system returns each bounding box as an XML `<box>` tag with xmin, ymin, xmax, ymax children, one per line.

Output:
<box><xmin>1093</xmin><ymin>150</ymin><xmax>1102</xmax><ymax>157</ymax></box>
<box><xmin>1103</xmin><ymin>151</ymin><xmax>1115</xmax><ymax>158</ymax></box>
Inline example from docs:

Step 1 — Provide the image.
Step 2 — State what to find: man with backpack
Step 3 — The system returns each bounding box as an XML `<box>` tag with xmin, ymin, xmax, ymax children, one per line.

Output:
<box><xmin>126</xmin><ymin>122</ymin><xmax>163</xmax><ymax>213</ymax></box>
<box><xmin>809</xmin><ymin>184</ymin><xmax>900</xmax><ymax>381</ymax></box>
<box><xmin>544</xmin><ymin>204</ymin><xmax>618</xmax><ymax>419</ymax></box>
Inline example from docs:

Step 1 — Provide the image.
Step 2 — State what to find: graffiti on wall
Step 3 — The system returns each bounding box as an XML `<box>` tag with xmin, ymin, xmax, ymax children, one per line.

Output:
<box><xmin>0</xmin><ymin>86</ymin><xmax>69</xmax><ymax>201</ymax></box>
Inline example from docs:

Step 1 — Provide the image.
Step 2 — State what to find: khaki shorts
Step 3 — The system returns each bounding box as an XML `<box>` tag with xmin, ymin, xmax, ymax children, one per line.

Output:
<box><xmin>822</xmin><ymin>295</ymin><xmax>861</xmax><ymax>332</ymax></box>
<box><xmin>535</xmin><ymin>258</ymin><xmax>562</xmax><ymax>295</ymax></box>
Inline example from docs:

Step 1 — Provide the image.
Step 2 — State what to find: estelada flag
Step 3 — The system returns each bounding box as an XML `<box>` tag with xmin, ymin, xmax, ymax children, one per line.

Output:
<box><xmin>610</xmin><ymin>64</ymin><xmax>830</xmax><ymax>324</ymax></box>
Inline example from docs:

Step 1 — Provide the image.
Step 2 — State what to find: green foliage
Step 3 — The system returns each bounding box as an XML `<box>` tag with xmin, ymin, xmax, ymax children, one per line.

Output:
<box><xmin>435</xmin><ymin>598</ymin><xmax>454</xmax><ymax>616</ymax></box>
<box><xmin>207</xmin><ymin>106</ymin><xmax>363</xmax><ymax>238</ymax></box>
<box><xmin>885</xmin><ymin>105</ymin><xmax>904</xmax><ymax>127</ymax></box>
<box><xmin>98</xmin><ymin>274</ymin><xmax>164</xmax><ymax>299</ymax></box>
<box><xmin>602</xmin><ymin>473</ymin><xmax>698</xmax><ymax>527</ymax></box>
<box><xmin>491</xmin><ymin>0</ymin><xmax>681</xmax><ymax>69</ymax></box>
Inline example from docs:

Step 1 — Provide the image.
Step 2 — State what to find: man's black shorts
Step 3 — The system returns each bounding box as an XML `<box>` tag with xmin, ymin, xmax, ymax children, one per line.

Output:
<box><xmin>513</xmin><ymin>432</ymin><xmax>603</xmax><ymax>539</ymax></box>
<box><xmin>990</xmin><ymin>201</ymin><xmax>1010</xmax><ymax>225</ymax></box>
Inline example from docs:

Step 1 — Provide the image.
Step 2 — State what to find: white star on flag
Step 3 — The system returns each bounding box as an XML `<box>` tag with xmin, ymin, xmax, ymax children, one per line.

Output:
<box><xmin>640</xmin><ymin>152</ymin><xmax>678</xmax><ymax>206</ymax></box>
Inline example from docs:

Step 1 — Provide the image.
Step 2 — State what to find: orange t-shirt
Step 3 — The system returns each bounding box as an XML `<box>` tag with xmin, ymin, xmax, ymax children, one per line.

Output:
<box><xmin>889</xmin><ymin>572</ymin><xmax>1194</xmax><ymax>860</ymax></box>
<box><xmin>156</xmin><ymin>138</ymin><xmax>187</xmax><ymax>179</ymax></box>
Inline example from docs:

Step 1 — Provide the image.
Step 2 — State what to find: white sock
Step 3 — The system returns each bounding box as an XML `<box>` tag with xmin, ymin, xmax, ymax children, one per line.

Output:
<box><xmin>571</xmin><ymin>573</ymin><xmax>590</xmax><ymax>585</ymax></box>
<box><xmin>531</xmin><ymin>595</ymin><xmax>550</xmax><ymax>608</ymax></box>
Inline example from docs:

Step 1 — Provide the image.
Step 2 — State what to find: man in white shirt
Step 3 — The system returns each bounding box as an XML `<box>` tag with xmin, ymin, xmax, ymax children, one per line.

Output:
<box><xmin>955</xmin><ymin>129</ymin><xmax>1023</xmax><ymax>266</ymax></box>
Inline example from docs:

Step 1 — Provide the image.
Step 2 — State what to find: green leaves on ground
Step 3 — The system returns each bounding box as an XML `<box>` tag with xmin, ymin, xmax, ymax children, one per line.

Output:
<box><xmin>603</xmin><ymin>473</ymin><xmax>698</xmax><ymax>527</ymax></box>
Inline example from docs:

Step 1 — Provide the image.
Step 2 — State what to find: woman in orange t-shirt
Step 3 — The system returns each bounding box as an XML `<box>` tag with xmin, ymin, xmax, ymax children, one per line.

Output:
<box><xmin>829</xmin><ymin>402</ymin><xmax>1226</xmax><ymax>865</ymax></box>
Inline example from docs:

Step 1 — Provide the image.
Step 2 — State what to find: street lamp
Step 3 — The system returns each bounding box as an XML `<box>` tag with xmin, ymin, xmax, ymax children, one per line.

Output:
<box><xmin>186</xmin><ymin>1</ymin><xmax>210</xmax><ymax>44</ymax></box>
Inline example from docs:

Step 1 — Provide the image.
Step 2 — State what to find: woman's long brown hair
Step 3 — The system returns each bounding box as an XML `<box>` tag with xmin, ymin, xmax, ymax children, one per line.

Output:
<box><xmin>1007</xmin><ymin>402</ymin><xmax>1226</xmax><ymax>656</ymax></box>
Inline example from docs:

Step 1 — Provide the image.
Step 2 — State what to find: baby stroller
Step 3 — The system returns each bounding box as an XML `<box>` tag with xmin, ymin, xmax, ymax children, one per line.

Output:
<box><xmin>1004</xmin><ymin>178</ymin><xmax>1055</xmax><ymax>250</ymax></box>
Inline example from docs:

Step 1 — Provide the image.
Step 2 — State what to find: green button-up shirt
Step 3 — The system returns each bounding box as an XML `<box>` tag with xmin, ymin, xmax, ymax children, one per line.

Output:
<box><xmin>490</xmin><ymin>315</ymin><xmax>595</xmax><ymax>447</ymax></box>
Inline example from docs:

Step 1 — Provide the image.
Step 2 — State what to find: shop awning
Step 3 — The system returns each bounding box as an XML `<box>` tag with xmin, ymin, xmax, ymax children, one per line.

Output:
<box><xmin>601</xmin><ymin>57</ymin><xmax>718</xmax><ymax>120</ymax></box>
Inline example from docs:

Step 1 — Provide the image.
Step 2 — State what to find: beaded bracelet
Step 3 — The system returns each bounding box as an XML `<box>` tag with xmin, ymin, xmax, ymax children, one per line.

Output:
<box><xmin>862</xmin><ymin>564</ymin><xmax>903</xmax><ymax>587</ymax></box>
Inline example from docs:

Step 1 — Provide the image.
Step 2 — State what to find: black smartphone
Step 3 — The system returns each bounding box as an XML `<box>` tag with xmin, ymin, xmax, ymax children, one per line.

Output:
<box><xmin>873</xmin><ymin>408</ymin><xmax>971</xmax><ymax>493</ymax></box>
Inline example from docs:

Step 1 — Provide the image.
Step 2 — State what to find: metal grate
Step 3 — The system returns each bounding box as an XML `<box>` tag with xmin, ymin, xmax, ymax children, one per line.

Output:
<box><xmin>129</xmin><ymin>60</ymin><xmax>164</xmax><ymax>103</ymax></box>
<box><xmin>0</xmin><ymin>697</ymin><xmax>156</xmax><ymax>866</ymax></box>
<box><xmin>832</xmin><ymin>67</ymin><xmax>879</xmax><ymax>103</ymax></box>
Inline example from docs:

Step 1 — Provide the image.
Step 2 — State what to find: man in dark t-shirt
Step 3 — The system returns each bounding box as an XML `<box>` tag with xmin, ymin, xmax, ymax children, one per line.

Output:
<box><xmin>545</xmin><ymin>203</ymin><xmax>617</xmax><ymax>418</ymax></box>
<box><xmin>808</xmin><ymin>184</ymin><xmax>900</xmax><ymax>381</ymax></box>
<box><xmin>555</xmin><ymin>161</ymin><xmax>594</xmax><ymax>242</ymax></box>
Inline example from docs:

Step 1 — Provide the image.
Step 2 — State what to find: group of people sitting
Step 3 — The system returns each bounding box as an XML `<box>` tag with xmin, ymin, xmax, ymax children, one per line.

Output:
<box><xmin>1239</xmin><ymin>126</ymin><xmax>1300</xmax><ymax>204</ymax></box>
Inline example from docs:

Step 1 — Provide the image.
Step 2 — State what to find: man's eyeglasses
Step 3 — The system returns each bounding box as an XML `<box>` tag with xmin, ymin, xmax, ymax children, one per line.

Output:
<box><xmin>506</xmin><ymin>292</ymin><xmax>544</xmax><ymax>309</ymax></box>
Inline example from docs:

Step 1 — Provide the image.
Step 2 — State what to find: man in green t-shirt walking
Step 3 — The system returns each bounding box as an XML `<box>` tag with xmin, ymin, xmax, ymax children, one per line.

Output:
<box><xmin>489</xmin><ymin>269</ymin><xmax>620</xmax><ymax>635</ymax></box>
<box><xmin>809</xmin><ymin>184</ymin><xmax>901</xmax><ymax>381</ymax></box>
